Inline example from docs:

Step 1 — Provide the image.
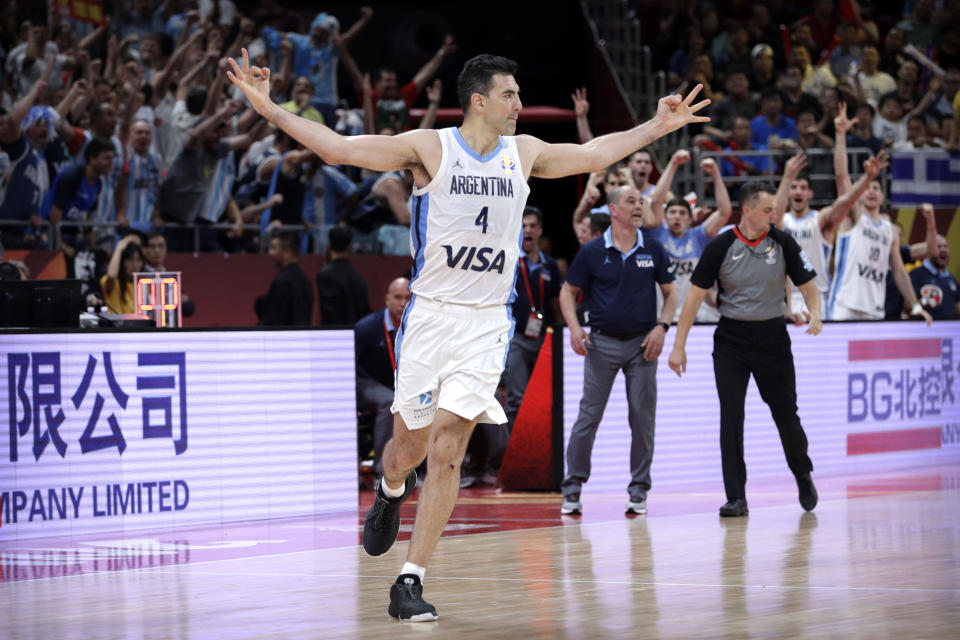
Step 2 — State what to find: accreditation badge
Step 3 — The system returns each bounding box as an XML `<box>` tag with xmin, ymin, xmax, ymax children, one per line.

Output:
<box><xmin>524</xmin><ymin>311</ymin><xmax>543</xmax><ymax>338</ymax></box>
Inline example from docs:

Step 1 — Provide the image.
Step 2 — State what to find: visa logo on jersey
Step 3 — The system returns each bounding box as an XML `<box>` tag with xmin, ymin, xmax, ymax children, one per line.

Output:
<box><xmin>442</xmin><ymin>245</ymin><xmax>507</xmax><ymax>274</ymax></box>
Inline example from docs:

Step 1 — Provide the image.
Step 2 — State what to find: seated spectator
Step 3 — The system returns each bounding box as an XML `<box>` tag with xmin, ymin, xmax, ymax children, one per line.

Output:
<box><xmin>714</xmin><ymin>25</ymin><xmax>752</xmax><ymax>78</ymax></box>
<box><xmin>926</xmin><ymin>68</ymin><xmax>960</xmax><ymax>125</ymax></box>
<box><xmin>750</xmin><ymin>44</ymin><xmax>777</xmax><ymax>94</ymax></box>
<box><xmin>751</xmin><ymin>88</ymin><xmax>798</xmax><ymax>148</ymax></box>
<box><xmin>689</xmin><ymin>53</ymin><xmax>721</xmax><ymax>103</ymax></box>
<box><xmin>882</xmin><ymin>60</ymin><xmax>922</xmax><ymax>113</ymax></box>
<box><xmin>828</xmin><ymin>22</ymin><xmax>862</xmax><ymax>80</ymax></box>
<box><xmin>874</xmin><ymin>94</ymin><xmax>909</xmax><ymax>144</ymax></box>
<box><xmin>668</xmin><ymin>27</ymin><xmax>707</xmax><ymax>88</ymax></box>
<box><xmin>879</xmin><ymin>28</ymin><xmax>908</xmax><ymax>77</ymax></box>
<box><xmin>893</xmin><ymin>115</ymin><xmax>938</xmax><ymax>149</ymax></box>
<box><xmin>856</xmin><ymin>45</ymin><xmax>896</xmax><ymax>107</ymax></box>
<box><xmin>100</xmin><ymin>234</ymin><xmax>145</xmax><ymax>314</ymax></box>
<box><xmin>721</xmin><ymin>116</ymin><xmax>772</xmax><ymax>177</ymax></box>
<box><xmin>912</xmin><ymin>235</ymin><xmax>959</xmax><ymax>319</ymax></box>
<box><xmin>254</xmin><ymin>231</ymin><xmax>314</xmax><ymax>326</ymax></box>
<box><xmin>708</xmin><ymin>71</ymin><xmax>757</xmax><ymax>134</ymax></box>
<box><xmin>142</xmin><ymin>231</ymin><xmax>196</xmax><ymax>317</ymax></box>
<box><xmin>355</xmin><ymin>276</ymin><xmax>411</xmax><ymax>476</ymax></box>
<box><xmin>779</xmin><ymin>64</ymin><xmax>822</xmax><ymax>122</ymax></box>
<box><xmin>316</xmin><ymin>226</ymin><xmax>371</xmax><ymax>326</ymax></box>
<box><xmin>798</xmin><ymin>0</ymin><xmax>838</xmax><ymax>53</ymax></box>
<box><xmin>895</xmin><ymin>0</ymin><xmax>936</xmax><ymax>48</ymax></box>
<box><xmin>791</xmin><ymin>43</ymin><xmax>836</xmax><ymax>99</ymax></box>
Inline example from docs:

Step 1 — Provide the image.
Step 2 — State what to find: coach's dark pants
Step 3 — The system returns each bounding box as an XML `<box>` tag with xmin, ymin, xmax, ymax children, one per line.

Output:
<box><xmin>712</xmin><ymin>317</ymin><xmax>813</xmax><ymax>501</ymax></box>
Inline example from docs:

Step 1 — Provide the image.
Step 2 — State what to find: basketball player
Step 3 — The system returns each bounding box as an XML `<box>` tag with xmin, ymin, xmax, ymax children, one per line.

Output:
<box><xmin>825</xmin><ymin>156</ymin><xmax>932</xmax><ymax>324</ymax></box>
<box><xmin>228</xmin><ymin>50</ymin><xmax>709</xmax><ymax>621</ymax></box>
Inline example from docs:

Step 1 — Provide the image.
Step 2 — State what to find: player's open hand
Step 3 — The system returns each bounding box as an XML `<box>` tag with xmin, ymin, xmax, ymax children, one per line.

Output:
<box><xmin>655</xmin><ymin>84</ymin><xmax>711</xmax><ymax>133</ymax></box>
<box><xmin>227</xmin><ymin>48</ymin><xmax>273</xmax><ymax>114</ymax></box>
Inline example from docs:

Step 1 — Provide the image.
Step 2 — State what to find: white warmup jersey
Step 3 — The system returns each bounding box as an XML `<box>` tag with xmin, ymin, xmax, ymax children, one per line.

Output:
<box><xmin>408</xmin><ymin>127</ymin><xmax>530</xmax><ymax>307</ymax></box>
<box><xmin>827</xmin><ymin>213</ymin><xmax>894</xmax><ymax>319</ymax></box>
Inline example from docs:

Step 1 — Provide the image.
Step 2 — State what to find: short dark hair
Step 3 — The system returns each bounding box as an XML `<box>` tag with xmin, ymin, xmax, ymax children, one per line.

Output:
<box><xmin>793</xmin><ymin>171</ymin><xmax>812</xmax><ymax>186</ymax></box>
<box><xmin>523</xmin><ymin>205</ymin><xmax>543</xmax><ymax>226</ymax></box>
<box><xmin>457</xmin><ymin>54</ymin><xmax>519</xmax><ymax>111</ymax></box>
<box><xmin>372</xmin><ymin>67</ymin><xmax>396</xmax><ymax>83</ymax></box>
<box><xmin>328</xmin><ymin>226</ymin><xmax>352</xmax><ymax>253</ymax></box>
<box><xmin>186</xmin><ymin>86</ymin><xmax>208</xmax><ymax>115</ymax></box>
<box><xmin>589</xmin><ymin>212</ymin><xmax>611</xmax><ymax>235</ymax></box>
<box><xmin>665</xmin><ymin>197</ymin><xmax>692</xmax><ymax>216</ymax></box>
<box><xmin>146</xmin><ymin>231</ymin><xmax>166</xmax><ymax>245</ymax></box>
<box><xmin>760</xmin><ymin>87</ymin><xmax>782</xmax><ymax>102</ymax></box>
<box><xmin>739</xmin><ymin>183</ymin><xmax>774</xmax><ymax>208</ymax></box>
<box><xmin>273</xmin><ymin>231</ymin><xmax>300</xmax><ymax>256</ymax></box>
<box><xmin>84</xmin><ymin>137</ymin><xmax>115</xmax><ymax>161</ymax></box>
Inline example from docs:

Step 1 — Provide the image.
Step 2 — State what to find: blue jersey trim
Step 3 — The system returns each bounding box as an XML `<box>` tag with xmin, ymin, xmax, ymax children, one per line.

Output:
<box><xmin>410</xmin><ymin>194</ymin><xmax>429</xmax><ymax>284</ymax></box>
<box><xmin>452</xmin><ymin>127</ymin><xmax>502</xmax><ymax>162</ymax></box>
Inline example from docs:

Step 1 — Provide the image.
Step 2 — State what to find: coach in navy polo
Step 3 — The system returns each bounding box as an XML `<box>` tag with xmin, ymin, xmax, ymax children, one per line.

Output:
<box><xmin>559</xmin><ymin>185</ymin><xmax>678</xmax><ymax>517</ymax></box>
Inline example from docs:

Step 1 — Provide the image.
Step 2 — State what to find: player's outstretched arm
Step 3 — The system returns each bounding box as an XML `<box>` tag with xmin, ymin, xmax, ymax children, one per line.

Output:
<box><xmin>525</xmin><ymin>85</ymin><xmax>710</xmax><ymax>179</ymax></box>
<box><xmin>227</xmin><ymin>49</ymin><xmax>428</xmax><ymax>173</ymax></box>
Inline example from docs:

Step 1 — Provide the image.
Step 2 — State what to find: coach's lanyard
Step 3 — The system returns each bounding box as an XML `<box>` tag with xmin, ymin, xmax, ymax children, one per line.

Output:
<box><xmin>519</xmin><ymin>257</ymin><xmax>544</xmax><ymax>312</ymax></box>
<box><xmin>383</xmin><ymin>317</ymin><xmax>396</xmax><ymax>372</ymax></box>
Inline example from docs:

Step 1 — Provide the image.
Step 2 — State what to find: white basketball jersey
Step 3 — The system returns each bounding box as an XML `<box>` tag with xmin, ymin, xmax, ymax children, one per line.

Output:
<box><xmin>782</xmin><ymin>209</ymin><xmax>829</xmax><ymax>293</ymax></box>
<box><xmin>827</xmin><ymin>213</ymin><xmax>893</xmax><ymax>318</ymax></box>
<box><xmin>408</xmin><ymin>127</ymin><xmax>530</xmax><ymax>307</ymax></box>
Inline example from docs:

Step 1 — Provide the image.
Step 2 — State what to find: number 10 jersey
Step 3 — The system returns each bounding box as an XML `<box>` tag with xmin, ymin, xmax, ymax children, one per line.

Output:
<box><xmin>408</xmin><ymin>127</ymin><xmax>531</xmax><ymax>307</ymax></box>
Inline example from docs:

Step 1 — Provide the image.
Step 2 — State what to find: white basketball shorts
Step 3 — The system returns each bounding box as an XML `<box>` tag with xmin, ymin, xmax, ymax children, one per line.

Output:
<box><xmin>391</xmin><ymin>295</ymin><xmax>513</xmax><ymax>430</ymax></box>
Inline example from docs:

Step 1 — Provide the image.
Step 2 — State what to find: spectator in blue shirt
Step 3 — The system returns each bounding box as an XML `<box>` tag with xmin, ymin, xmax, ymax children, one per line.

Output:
<box><xmin>912</xmin><ymin>235</ymin><xmax>959</xmax><ymax>319</ymax></box>
<box><xmin>721</xmin><ymin>116</ymin><xmax>771</xmax><ymax>179</ymax></box>
<box><xmin>262</xmin><ymin>7</ymin><xmax>374</xmax><ymax>125</ymax></box>
<box><xmin>558</xmin><ymin>185</ymin><xmax>678</xmax><ymax>517</ymax></box>
<box><xmin>751</xmin><ymin>88</ymin><xmax>798</xmax><ymax>148</ymax></box>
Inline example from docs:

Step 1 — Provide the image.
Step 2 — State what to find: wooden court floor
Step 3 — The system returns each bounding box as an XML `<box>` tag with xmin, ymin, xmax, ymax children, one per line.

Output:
<box><xmin>2</xmin><ymin>465</ymin><xmax>959</xmax><ymax>639</ymax></box>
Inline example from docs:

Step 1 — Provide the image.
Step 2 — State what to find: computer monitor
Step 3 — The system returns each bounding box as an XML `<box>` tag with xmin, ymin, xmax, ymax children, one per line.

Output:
<box><xmin>0</xmin><ymin>279</ymin><xmax>84</xmax><ymax>328</ymax></box>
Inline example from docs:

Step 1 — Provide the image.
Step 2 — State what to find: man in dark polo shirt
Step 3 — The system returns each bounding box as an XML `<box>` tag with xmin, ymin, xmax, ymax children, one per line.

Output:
<box><xmin>355</xmin><ymin>277</ymin><xmax>411</xmax><ymax>475</ymax></box>
<box><xmin>668</xmin><ymin>183</ymin><xmax>821</xmax><ymax>517</ymax></box>
<box><xmin>559</xmin><ymin>186</ymin><xmax>678</xmax><ymax>517</ymax></box>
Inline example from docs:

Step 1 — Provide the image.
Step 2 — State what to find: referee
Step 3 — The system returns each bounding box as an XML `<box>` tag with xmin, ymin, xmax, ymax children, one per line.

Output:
<box><xmin>667</xmin><ymin>183</ymin><xmax>821</xmax><ymax>517</ymax></box>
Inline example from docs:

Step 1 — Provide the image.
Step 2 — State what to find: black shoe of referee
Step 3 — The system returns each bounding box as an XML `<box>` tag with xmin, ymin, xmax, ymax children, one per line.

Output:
<box><xmin>796</xmin><ymin>473</ymin><xmax>818</xmax><ymax>512</ymax></box>
<box><xmin>363</xmin><ymin>470</ymin><xmax>418</xmax><ymax>556</ymax></box>
<box><xmin>388</xmin><ymin>574</ymin><xmax>438</xmax><ymax>622</ymax></box>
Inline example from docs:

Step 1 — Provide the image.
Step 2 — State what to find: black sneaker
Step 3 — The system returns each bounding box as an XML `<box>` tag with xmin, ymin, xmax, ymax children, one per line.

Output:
<box><xmin>719</xmin><ymin>498</ymin><xmax>749</xmax><ymax>517</ymax></box>
<box><xmin>388</xmin><ymin>574</ymin><xmax>438</xmax><ymax>622</ymax></box>
<box><xmin>796</xmin><ymin>473</ymin><xmax>818</xmax><ymax>511</ymax></box>
<box><xmin>363</xmin><ymin>470</ymin><xmax>418</xmax><ymax>556</ymax></box>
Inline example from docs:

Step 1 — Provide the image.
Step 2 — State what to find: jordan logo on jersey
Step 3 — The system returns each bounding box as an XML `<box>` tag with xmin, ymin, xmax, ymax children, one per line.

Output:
<box><xmin>443</xmin><ymin>244</ymin><xmax>507</xmax><ymax>274</ymax></box>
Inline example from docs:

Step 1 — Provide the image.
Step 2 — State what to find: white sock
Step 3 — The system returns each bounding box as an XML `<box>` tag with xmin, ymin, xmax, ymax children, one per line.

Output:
<box><xmin>401</xmin><ymin>562</ymin><xmax>426</xmax><ymax>581</ymax></box>
<box><xmin>381</xmin><ymin>477</ymin><xmax>405</xmax><ymax>498</ymax></box>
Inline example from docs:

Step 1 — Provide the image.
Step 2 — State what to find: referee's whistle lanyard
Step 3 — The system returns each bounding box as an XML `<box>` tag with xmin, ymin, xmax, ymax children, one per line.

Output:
<box><xmin>383</xmin><ymin>319</ymin><xmax>396</xmax><ymax>372</ymax></box>
<box><xmin>519</xmin><ymin>257</ymin><xmax>544</xmax><ymax>313</ymax></box>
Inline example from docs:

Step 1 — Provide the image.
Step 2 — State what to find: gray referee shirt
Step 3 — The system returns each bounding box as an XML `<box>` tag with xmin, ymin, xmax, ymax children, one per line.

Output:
<box><xmin>691</xmin><ymin>225</ymin><xmax>817</xmax><ymax>321</ymax></box>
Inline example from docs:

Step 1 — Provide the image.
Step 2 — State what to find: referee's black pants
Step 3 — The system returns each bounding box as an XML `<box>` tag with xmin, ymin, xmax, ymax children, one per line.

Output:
<box><xmin>712</xmin><ymin>317</ymin><xmax>813</xmax><ymax>501</ymax></box>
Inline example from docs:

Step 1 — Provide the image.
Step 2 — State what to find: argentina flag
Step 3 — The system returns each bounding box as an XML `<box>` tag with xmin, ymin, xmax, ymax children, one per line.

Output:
<box><xmin>890</xmin><ymin>149</ymin><xmax>960</xmax><ymax>206</ymax></box>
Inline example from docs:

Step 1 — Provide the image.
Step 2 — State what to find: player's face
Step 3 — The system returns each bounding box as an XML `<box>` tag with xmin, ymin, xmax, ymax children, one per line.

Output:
<box><xmin>861</xmin><ymin>180</ymin><xmax>884</xmax><ymax>210</ymax></box>
<box><xmin>665</xmin><ymin>204</ymin><xmax>691</xmax><ymax>236</ymax></box>
<box><xmin>522</xmin><ymin>214</ymin><xmax>542</xmax><ymax>253</ymax></box>
<box><xmin>789</xmin><ymin>179</ymin><xmax>812</xmax><ymax>212</ymax></box>
<box><xmin>483</xmin><ymin>73</ymin><xmax>522</xmax><ymax>135</ymax></box>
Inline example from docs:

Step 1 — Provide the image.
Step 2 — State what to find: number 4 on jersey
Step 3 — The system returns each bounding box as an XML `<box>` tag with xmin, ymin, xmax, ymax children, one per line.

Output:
<box><xmin>475</xmin><ymin>206</ymin><xmax>489</xmax><ymax>234</ymax></box>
